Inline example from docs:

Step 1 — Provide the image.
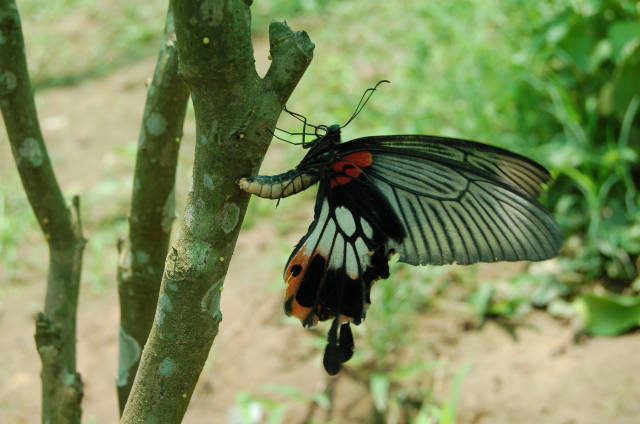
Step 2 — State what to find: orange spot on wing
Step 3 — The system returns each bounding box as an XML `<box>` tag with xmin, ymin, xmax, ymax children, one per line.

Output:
<box><xmin>288</xmin><ymin>297</ymin><xmax>316</xmax><ymax>324</ymax></box>
<box><xmin>339</xmin><ymin>314</ymin><xmax>354</xmax><ymax>324</ymax></box>
<box><xmin>284</xmin><ymin>249</ymin><xmax>320</xmax><ymax>325</ymax></box>
<box><xmin>284</xmin><ymin>250</ymin><xmax>308</xmax><ymax>300</ymax></box>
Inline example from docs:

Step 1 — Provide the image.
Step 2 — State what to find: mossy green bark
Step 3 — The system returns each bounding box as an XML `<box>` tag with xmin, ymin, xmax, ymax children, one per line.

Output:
<box><xmin>120</xmin><ymin>0</ymin><xmax>313</xmax><ymax>422</ymax></box>
<box><xmin>0</xmin><ymin>1</ymin><xmax>85</xmax><ymax>422</ymax></box>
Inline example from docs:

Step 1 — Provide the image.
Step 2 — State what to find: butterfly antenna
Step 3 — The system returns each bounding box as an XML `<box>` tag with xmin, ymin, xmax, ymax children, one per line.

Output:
<box><xmin>341</xmin><ymin>79</ymin><xmax>390</xmax><ymax>128</ymax></box>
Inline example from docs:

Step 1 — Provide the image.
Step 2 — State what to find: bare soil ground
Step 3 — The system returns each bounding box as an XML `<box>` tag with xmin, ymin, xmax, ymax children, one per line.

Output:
<box><xmin>2</xmin><ymin>55</ymin><xmax>640</xmax><ymax>424</ymax></box>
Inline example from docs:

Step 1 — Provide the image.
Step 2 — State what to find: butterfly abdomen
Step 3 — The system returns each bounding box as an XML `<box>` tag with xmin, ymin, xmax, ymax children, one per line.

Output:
<box><xmin>237</xmin><ymin>169</ymin><xmax>319</xmax><ymax>199</ymax></box>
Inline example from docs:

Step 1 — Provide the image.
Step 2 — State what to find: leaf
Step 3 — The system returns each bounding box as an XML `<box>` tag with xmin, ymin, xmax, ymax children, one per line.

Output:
<box><xmin>574</xmin><ymin>293</ymin><xmax>640</xmax><ymax>336</ymax></box>
<box><xmin>311</xmin><ymin>392</ymin><xmax>331</xmax><ymax>410</ymax></box>
<box><xmin>608</xmin><ymin>20</ymin><xmax>640</xmax><ymax>62</ymax></box>
<box><xmin>259</xmin><ymin>384</ymin><xmax>306</xmax><ymax>402</ymax></box>
<box><xmin>612</xmin><ymin>58</ymin><xmax>640</xmax><ymax>118</ymax></box>
<box><xmin>440</xmin><ymin>363</ymin><xmax>471</xmax><ymax>424</ymax></box>
<box><xmin>467</xmin><ymin>281</ymin><xmax>494</xmax><ymax>319</ymax></box>
<box><xmin>531</xmin><ymin>277</ymin><xmax>570</xmax><ymax>307</ymax></box>
<box><xmin>370</xmin><ymin>373</ymin><xmax>389</xmax><ymax>412</ymax></box>
<box><xmin>559</xmin><ymin>20</ymin><xmax>598</xmax><ymax>73</ymax></box>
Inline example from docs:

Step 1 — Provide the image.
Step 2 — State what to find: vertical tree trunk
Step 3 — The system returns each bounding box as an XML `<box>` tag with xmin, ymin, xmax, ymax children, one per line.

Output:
<box><xmin>120</xmin><ymin>0</ymin><xmax>313</xmax><ymax>421</ymax></box>
<box><xmin>116</xmin><ymin>7</ymin><xmax>189</xmax><ymax>413</ymax></box>
<box><xmin>0</xmin><ymin>1</ymin><xmax>85</xmax><ymax>422</ymax></box>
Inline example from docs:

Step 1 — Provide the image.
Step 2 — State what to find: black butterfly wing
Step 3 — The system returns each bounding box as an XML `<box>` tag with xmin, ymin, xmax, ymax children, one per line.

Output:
<box><xmin>337</xmin><ymin>135</ymin><xmax>563</xmax><ymax>266</ymax></box>
<box><xmin>283</xmin><ymin>178</ymin><xmax>403</xmax><ymax>325</ymax></box>
<box><xmin>282</xmin><ymin>177</ymin><xmax>404</xmax><ymax>374</ymax></box>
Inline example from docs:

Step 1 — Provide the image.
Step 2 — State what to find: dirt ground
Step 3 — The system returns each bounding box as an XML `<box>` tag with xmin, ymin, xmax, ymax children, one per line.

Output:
<box><xmin>2</xmin><ymin>53</ymin><xmax>640</xmax><ymax>424</ymax></box>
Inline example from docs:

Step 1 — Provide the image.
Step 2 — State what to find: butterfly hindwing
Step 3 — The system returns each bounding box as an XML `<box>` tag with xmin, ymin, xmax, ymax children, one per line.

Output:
<box><xmin>283</xmin><ymin>177</ymin><xmax>404</xmax><ymax>374</ymax></box>
<box><xmin>283</xmin><ymin>179</ymin><xmax>403</xmax><ymax>327</ymax></box>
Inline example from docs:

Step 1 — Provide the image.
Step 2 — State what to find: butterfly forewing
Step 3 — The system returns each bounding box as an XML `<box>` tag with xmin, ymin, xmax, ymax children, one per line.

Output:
<box><xmin>335</xmin><ymin>135</ymin><xmax>562</xmax><ymax>267</ymax></box>
<box><xmin>344</xmin><ymin>135</ymin><xmax>551</xmax><ymax>197</ymax></box>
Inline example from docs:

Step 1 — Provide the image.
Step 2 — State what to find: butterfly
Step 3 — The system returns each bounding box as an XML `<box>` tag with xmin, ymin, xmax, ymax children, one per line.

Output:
<box><xmin>237</xmin><ymin>81</ymin><xmax>563</xmax><ymax>375</ymax></box>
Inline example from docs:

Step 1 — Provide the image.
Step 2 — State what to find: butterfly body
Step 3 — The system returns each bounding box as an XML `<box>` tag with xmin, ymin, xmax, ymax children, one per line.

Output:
<box><xmin>238</xmin><ymin>117</ymin><xmax>562</xmax><ymax>375</ymax></box>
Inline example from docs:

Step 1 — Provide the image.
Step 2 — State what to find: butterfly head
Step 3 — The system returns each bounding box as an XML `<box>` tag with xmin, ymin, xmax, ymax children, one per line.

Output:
<box><xmin>303</xmin><ymin>123</ymin><xmax>342</xmax><ymax>150</ymax></box>
<box><xmin>321</xmin><ymin>124</ymin><xmax>342</xmax><ymax>145</ymax></box>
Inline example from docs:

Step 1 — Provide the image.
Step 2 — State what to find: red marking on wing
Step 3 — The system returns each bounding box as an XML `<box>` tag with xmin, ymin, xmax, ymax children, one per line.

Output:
<box><xmin>343</xmin><ymin>151</ymin><xmax>373</xmax><ymax>168</ymax></box>
<box><xmin>345</xmin><ymin>167</ymin><xmax>360</xmax><ymax>178</ymax></box>
<box><xmin>330</xmin><ymin>175</ymin><xmax>352</xmax><ymax>188</ymax></box>
<box><xmin>330</xmin><ymin>151</ymin><xmax>373</xmax><ymax>173</ymax></box>
<box><xmin>330</xmin><ymin>151</ymin><xmax>373</xmax><ymax>188</ymax></box>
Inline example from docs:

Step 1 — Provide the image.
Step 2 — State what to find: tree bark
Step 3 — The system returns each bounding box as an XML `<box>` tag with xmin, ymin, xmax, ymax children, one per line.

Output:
<box><xmin>120</xmin><ymin>0</ymin><xmax>313</xmax><ymax>421</ymax></box>
<box><xmin>116</xmin><ymin>6</ymin><xmax>190</xmax><ymax>414</ymax></box>
<box><xmin>0</xmin><ymin>1</ymin><xmax>85</xmax><ymax>422</ymax></box>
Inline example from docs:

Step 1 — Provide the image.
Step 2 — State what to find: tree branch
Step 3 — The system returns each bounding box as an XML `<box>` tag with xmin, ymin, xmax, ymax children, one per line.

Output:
<box><xmin>116</xmin><ymin>6</ymin><xmax>190</xmax><ymax>414</ymax></box>
<box><xmin>264</xmin><ymin>21</ymin><xmax>314</xmax><ymax>105</ymax></box>
<box><xmin>120</xmin><ymin>0</ymin><xmax>313</xmax><ymax>421</ymax></box>
<box><xmin>0</xmin><ymin>1</ymin><xmax>85</xmax><ymax>422</ymax></box>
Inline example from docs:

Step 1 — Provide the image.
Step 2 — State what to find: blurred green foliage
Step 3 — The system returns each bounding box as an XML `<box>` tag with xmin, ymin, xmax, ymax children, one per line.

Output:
<box><xmin>19</xmin><ymin>0</ymin><xmax>167</xmax><ymax>88</ymax></box>
<box><xmin>516</xmin><ymin>0</ymin><xmax>640</xmax><ymax>287</ymax></box>
<box><xmin>0</xmin><ymin>184</ymin><xmax>36</xmax><ymax>276</ymax></box>
<box><xmin>575</xmin><ymin>292</ymin><xmax>640</xmax><ymax>335</ymax></box>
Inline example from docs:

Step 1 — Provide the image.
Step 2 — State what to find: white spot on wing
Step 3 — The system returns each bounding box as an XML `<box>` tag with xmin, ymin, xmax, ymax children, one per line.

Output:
<box><xmin>361</xmin><ymin>218</ymin><xmax>374</xmax><ymax>239</ymax></box>
<box><xmin>317</xmin><ymin>220</ymin><xmax>336</xmax><ymax>255</ymax></box>
<box><xmin>335</xmin><ymin>206</ymin><xmax>356</xmax><ymax>236</ymax></box>
<box><xmin>303</xmin><ymin>226</ymin><xmax>322</xmax><ymax>256</ymax></box>
<box><xmin>345</xmin><ymin>244</ymin><xmax>358</xmax><ymax>278</ymax></box>
<box><xmin>330</xmin><ymin>236</ymin><xmax>345</xmax><ymax>269</ymax></box>
<box><xmin>354</xmin><ymin>238</ymin><xmax>370</xmax><ymax>272</ymax></box>
<box><xmin>318</xmin><ymin>200</ymin><xmax>329</xmax><ymax>224</ymax></box>
<box><xmin>302</xmin><ymin>200</ymin><xmax>330</xmax><ymax>256</ymax></box>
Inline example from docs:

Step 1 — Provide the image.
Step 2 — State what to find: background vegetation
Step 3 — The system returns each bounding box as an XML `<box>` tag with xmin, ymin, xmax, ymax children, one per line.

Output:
<box><xmin>1</xmin><ymin>0</ymin><xmax>639</xmax><ymax>422</ymax></box>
